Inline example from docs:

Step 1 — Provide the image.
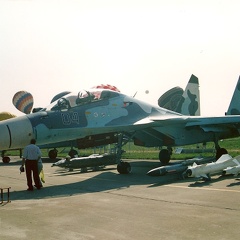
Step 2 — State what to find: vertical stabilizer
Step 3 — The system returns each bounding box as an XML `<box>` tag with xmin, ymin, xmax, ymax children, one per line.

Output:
<box><xmin>226</xmin><ymin>76</ymin><xmax>240</xmax><ymax>115</ymax></box>
<box><xmin>175</xmin><ymin>74</ymin><xmax>200</xmax><ymax>116</ymax></box>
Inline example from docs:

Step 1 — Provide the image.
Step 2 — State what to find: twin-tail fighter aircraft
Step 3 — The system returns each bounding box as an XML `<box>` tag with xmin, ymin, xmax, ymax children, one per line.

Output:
<box><xmin>1</xmin><ymin>76</ymin><xmax>240</xmax><ymax>174</ymax></box>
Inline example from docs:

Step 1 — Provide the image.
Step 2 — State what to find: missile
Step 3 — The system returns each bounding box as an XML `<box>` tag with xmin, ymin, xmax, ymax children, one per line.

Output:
<box><xmin>147</xmin><ymin>157</ymin><xmax>214</xmax><ymax>177</ymax></box>
<box><xmin>222</xmin><ymin>165</ymin><xmax>240</xmax><ymax>176</ymax></box>
<box><xmin>147</xmin><ymin>163</ymin><xmax>187</xmax><ymax>176</ymax></box>
<box><xmin>183</xmin><ymin>154</ymin><xmax>240</xmax><ymax>180</ymax></box>
<box><xmin>222</xmin><ymin>158</ymin><xmax>240</xmax><ymax>176</ymax></box>
<box><xmin>52</xmin><ymin>153</ymin><xmax>117</xmax><ymax>171</ymax></box>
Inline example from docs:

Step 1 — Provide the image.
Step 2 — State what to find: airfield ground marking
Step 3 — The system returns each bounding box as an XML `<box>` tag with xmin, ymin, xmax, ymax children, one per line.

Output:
<box><xmin>166</xmin><ymin>184</ymin><xmax>240</xmax><ymax>193</ymax></box>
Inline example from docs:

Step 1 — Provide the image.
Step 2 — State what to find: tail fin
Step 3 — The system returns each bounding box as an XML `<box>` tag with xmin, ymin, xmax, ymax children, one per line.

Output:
<box><xmin>176</xmin><ymin>74</ymin><xmax>200</xmax><ymax>116</ymax></box>
<box><xmin>225</xmin><ymin>76</ymin><xmax>240</xmax><ymax>115</ymax></box>
<box><xmin>158</xmin><ymin>87</ymin><xmax>184</xmax><ymax>112</ymax></box>
<box><xmin>158</xmin><ymin>74</ymin><xmax>200</xmax><ymax>116</ymax></box>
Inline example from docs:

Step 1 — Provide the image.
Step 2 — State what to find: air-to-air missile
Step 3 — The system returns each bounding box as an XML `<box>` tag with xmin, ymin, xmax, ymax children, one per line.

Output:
<box><xmin>182</xmin><ymin>154</ymin><xmax>240</xmax><ymax>181</ymax></box>
<box><xmin>222</xmin><ymin>165</ymin><xmax>240</xmax><ymax>176</ymax></box>
<box><xmin>147</xmin><ymin>157</ymin><xmax>215</xmax><ymax>176</ymax></box>
<box><xmin>51</xmin><ymin>153</ymin><xmax>117</xmax><ymax>172</ymax></box>
<box><xmin>222</xmin><ymin>156</ymin><xmax>240</xmax><ymax>176</ymax></box>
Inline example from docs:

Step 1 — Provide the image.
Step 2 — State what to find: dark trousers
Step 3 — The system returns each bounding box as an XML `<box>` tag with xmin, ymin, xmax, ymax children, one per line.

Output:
<box><xmin>25</xmin><ymin>160</ymin><xmax>41</xmax><ymax>189</ymax></box>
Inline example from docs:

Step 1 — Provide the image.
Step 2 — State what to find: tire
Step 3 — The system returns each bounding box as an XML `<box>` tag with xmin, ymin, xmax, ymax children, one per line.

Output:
<box><xmin>2</xmin><ymin>156</ymin><xmax>10</xmax><ymax>163</ymax></box>
<box><xmin>117</xmin><ymin>161</ymin><xmax>131</xmax><ymax>174</ymax></box>
<box><xmin>68</xmin><ymin>149</ymin><xmax>78</xmax><ymax>158</ymax></box>
<box><xmin>48</xmin><ymin>149</ymin><xmax>58</xmax><ymax>159</ymax></box>
<box><xmin>215</xmin><ymin>148</ymin><xmax>228</xmax><ymax>160</ymax></box>
<box><xmin>159</xmin><ymin>149</ymin><xmax>170</xmax><ymax>165</ymax></box>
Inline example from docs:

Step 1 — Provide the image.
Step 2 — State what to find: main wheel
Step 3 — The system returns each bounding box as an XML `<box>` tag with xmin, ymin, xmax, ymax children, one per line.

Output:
<box><xmin>68</xmin><ymin>149</ymin><xmax>78</xmax><ymax>158</ymax></box>
<box><xmin>159</xmin><ymin>149</ymin><xmax>171</xmax><ymax>165</ymax></box>
<box><xmin>48</xmin><ymin>149</ymin><xmax>58</xmax><ymax>159</ymax></box>
<box><xmin>215</xmin><ymin>148</ymin><xmax>228</xmax><ymax>160</ymax></box>
<box><xmin>117</xmin><ymin>161</ymin><xmax>131</xmax><ymax>174</ymax></box>
<box><xmin>2</xmin><ymin>156</ymin><xmax>10</xmax><ymax>163</ymax></box>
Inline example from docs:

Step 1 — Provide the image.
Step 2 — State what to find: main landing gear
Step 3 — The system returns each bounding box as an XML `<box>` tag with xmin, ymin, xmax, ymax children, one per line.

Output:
<box><xmin>158</xmin><ymin>143</ymin><xmax>228</xmax><ymax>166</ymax></box>
<box><xmin>117</xmin><ymin>161</ymin><xmax>131</xmax><ymax>174</ymax></box>
<box><xmin>115</xmin><ymin>133</ymin><xmax>131</xmax><ymax>174</ymax></box>
<box><xmin>214</xmin><ymin>139</ymin><xmax>228</xmax><ymax>160</ymax></box>
<box><xmin>48</xmin><ymin>148</ymin><xmax>79</xmax><ymax>160</ymax></box>
<box><xmin>159</xmin><ymin>147</ymin><xmax>173</xmax><ymax>166</ymax></box>
<box><xmin>159</xmin><ymin>147</ymin><xmax>172</xmax><ymax>165</ymax></box>
<box><xmin>215</xmin><ymin>147</ymin><xmax>228</xmax><ymax>160</ymax></box>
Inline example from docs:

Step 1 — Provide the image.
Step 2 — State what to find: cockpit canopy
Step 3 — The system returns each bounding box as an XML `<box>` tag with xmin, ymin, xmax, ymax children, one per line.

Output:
<box><xmin>46</xmin><ymin>89</ymin><xmax>120</xmax><ymax>111</ymax></box>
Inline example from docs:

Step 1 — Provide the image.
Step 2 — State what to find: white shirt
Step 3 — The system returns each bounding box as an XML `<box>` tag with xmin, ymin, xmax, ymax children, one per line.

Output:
<box><xmin>23</xmin><ymin>144</ymin><xmax>42</xmax><ymax>160</ymax></box>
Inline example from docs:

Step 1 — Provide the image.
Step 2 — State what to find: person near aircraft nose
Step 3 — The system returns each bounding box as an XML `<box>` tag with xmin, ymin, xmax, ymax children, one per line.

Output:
<box><xmin>21</xmin><ymin>139</ymin><xmax>42</xmax><ymax>191</ymax></box>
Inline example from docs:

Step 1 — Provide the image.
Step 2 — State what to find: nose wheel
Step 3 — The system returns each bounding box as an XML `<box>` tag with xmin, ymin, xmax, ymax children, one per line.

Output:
<box><xmin>2</xmin><ymin>156</ymin><xmax>10</xmax><ymax>163</ymax></box>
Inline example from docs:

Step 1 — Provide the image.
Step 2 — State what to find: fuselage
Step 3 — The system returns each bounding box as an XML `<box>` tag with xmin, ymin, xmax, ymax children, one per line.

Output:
<box><xmin>0</xmin><ymin>88</ymin><xmax>240</xmax><ymax>151</ymax></box>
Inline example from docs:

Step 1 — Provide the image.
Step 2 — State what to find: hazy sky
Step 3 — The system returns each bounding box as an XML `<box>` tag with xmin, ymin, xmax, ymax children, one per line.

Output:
<box><xmin>1</xmin><ymin>0</ymin><xmax>240</xmax><ymax>116</ymax></box>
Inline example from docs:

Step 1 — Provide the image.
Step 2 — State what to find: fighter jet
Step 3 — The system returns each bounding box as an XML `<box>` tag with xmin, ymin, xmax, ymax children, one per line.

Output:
<box><xmin>182</xmin><ymin>154</ymin><xmax>240</xmax><ymax>181</ymax></box>
<box><xmin>1</xmin><ymin>77</ymin><xmax>240</xmax><ymax>174</ymax></box>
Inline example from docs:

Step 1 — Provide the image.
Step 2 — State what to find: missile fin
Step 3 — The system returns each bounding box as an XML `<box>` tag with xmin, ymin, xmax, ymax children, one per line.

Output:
<box><xmin>233</xmin><ymin>159</ymin><xmax>240</xmax><ymax>166</ymax></box>
<box><xmin>216</xmin><ymin>154</ymin><xmax>232</xmax><ymax>163</ymax></box>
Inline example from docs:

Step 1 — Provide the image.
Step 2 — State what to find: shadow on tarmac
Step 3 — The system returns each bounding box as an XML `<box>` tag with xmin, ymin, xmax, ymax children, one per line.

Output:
<box><xmin>5</xmin><ymin>158</ymin><xmax>239</xmax><ymax>202</ymax></box>
<box><xmin>9</xmin><ymin>159</ymin><xmax>179</xmax><ymax>201</ymax></box>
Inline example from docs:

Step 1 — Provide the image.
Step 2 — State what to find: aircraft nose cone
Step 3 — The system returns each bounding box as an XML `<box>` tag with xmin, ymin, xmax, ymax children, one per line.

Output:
<box><xmin>0</xmin><ymin>115</ymin><xmax>34</xmax><ymax>150</ymax></box>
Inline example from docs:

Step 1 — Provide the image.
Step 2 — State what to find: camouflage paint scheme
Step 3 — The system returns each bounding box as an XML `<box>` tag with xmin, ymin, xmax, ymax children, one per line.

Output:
<box><xmin>158</xmin><ymin>74</ymin><xmax>200</xmax><ymax>116</ymax></box>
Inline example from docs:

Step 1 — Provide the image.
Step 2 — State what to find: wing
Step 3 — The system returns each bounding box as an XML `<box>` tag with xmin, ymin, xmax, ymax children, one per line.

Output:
<box><xmin>131</xmin><ymin>114</ymin><xmax>240</xmax><ymax>147</ymax></box>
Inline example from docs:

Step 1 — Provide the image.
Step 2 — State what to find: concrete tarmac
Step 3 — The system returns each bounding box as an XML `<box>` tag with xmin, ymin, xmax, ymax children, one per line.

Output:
<box><xmin>0</xmin><ymin>156</ymin><xmax>240</xmax><ymax>240</ymax></box>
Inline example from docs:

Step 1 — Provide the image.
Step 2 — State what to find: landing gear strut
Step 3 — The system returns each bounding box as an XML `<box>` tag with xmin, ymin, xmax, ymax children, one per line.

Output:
<box><xmin>116</xmin><ymin>133</ymin><xmax>131</xmax><ymax>174</ymax></box>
